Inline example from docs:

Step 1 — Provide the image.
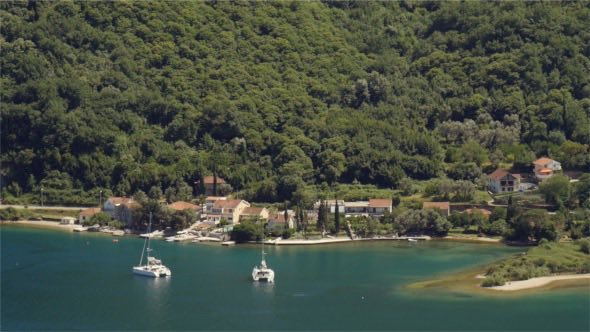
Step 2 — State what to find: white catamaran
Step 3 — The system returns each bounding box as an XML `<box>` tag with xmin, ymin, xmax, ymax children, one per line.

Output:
<box><xmin>252</xmin><ymin>240</ymin><xmax>274</xmax><ymax>283</ymax></box>
<box><xmin>133</xmin><ymin>213</ymin><xmax>171</xmax><ymax>278</ymax></box>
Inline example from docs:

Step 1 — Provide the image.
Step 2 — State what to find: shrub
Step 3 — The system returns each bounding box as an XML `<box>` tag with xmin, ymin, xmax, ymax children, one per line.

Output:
<box><xmin>481</xmin><ymin>274</ymin><xmax>505</xmax><ymax>287</ymax></box>
<box><xmin>0</xmin><ymin>207</ymin><xmax>20</xmax><ymax>221</ymax></box>
<box><xmin>282</xmin><ymin>228</ymin><xmax>295</xmax><ymax>239</ymax></box>
<box><xmin>578</xmin><ymin>240</ymin><xmax>590</xmax><ymax>254</ymax></box>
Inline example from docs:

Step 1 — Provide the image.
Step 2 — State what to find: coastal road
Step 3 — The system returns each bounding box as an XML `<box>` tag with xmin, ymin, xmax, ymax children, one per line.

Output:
<box><xmin>0</xmin><ymin>204</ymin><xmax>89</xmax><ymax>211</ymax></box>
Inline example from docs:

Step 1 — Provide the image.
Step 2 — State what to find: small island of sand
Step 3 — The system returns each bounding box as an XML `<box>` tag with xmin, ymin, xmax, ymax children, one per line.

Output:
<box><xmin>489</xmin><ymin>274</ymin><xmax>590</xmax><ymax>291</ymax></box>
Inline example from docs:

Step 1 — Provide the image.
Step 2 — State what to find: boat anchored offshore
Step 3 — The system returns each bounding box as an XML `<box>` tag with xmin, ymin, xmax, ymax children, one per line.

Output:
<box><xmin>133</xmin><ymin>213</ymin><xmax>171</xmax><ymax>278</ymax></box>
<box><xmin>252</xmin><ymin>243</ymin><xmax>274</xmax><ymax>283</ymax></box>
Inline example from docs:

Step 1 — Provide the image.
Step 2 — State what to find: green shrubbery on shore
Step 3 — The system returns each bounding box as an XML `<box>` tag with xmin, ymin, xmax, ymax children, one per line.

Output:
<box><xmin>481</xmin><ymin>240</ymin><xmax>590</xmax><ymax>287</ymax></box>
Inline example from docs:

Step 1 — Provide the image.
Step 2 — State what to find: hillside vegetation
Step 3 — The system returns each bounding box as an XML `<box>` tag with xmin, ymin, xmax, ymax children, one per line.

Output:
<box><xmin>2</xmin><ymin>1</ymin><xmax>589</xmax><ymax>206</ymax></box>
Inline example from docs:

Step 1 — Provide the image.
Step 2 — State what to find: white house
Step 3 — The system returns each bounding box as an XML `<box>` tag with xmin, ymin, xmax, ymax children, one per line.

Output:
<box><xmin>487</xmin><ymin>169</ymin><xmax>521</xmax><ymax>193</ymax></box>
<box><xmin>533</xmin><ymin>157</ymin><xmax>562</xmax><ymax>181</ymax></box>
<box><xmin>60</xmin><ymin>217</ymin><xmax>77</xmax><ymax>225</ymax></box>
<box><xmin>313</xmin><ymin>200</ymin><xmax>345</xmax><ymax>213</ymax></box>
<box><xmin>103</xmin><ymin>197</ymin><xmax>139</xmax><ymax>226</ymax></box>
<box><xmin>206</xmin><ymin>199</ymin><xmax>250</xmax><ymax>225</ymax></box>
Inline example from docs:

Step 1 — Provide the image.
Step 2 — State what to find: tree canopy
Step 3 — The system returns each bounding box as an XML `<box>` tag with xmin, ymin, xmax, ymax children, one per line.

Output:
<box><xmin>2</xmin><ymin>1</ymin><xmax>589</xmax><ymax>205</ymax></box>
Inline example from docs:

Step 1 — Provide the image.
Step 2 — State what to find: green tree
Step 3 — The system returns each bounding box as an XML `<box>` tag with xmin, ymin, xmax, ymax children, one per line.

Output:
<box><xmin>539</xmin><ymin>175</ymin><xmax>571</xmax><ymax>206</ymax></box>
<box><xmin>87</xmin><ymin>212</ymin><xmax>111</xmax><ymax>226</ymax></box>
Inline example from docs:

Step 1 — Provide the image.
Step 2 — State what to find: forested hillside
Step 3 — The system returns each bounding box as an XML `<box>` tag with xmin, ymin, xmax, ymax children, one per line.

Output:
<box><xmin>2</xmin><ymin>1</ymin><xmax>589</xmax><ymax>206</ymax></box>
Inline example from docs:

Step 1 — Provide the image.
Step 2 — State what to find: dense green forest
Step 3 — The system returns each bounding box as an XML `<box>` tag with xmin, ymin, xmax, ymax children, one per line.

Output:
<box><xmin>2</xmin><ymin>1</ymin><xmax>589</xmax><ymax>206</ymax></box>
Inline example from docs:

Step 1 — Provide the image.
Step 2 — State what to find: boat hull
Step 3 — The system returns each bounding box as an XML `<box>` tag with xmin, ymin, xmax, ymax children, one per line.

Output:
<box><xmin>133</xmin><ymin>266</ymin><xmax>171</xmax><ymax>278</ymax></box>
<box><xmin>252</xmin><ymin>268</ymin><xmax>275</xmax><ymax>283</ymax></box>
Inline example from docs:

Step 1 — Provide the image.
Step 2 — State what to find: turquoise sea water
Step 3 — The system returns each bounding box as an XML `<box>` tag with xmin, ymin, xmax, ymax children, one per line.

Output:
<box><xmin>1</xmin><ymin>225</ymin><xmax>589</xmax><ymax>331</ymax></box>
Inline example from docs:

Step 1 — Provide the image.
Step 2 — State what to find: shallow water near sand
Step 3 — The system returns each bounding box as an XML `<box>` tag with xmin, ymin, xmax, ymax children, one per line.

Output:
<box><xmin>2</xmin><ymin>225</ymin><xmax>589</xmax><ymax>331</ymax></box>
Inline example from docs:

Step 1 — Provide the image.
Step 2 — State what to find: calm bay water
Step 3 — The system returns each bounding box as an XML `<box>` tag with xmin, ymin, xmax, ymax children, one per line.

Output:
<box><xmin>1</xmin><ymin>225</ymin><xmax>589</xmax><ymax>331</ymax></box>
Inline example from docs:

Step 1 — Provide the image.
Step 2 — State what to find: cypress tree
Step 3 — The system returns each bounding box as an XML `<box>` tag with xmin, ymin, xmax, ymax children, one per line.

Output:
<box><xmin>317</xmin><ymin>200</ymin><xmax>325</xmax><ymax>231</ymax></box>
<box><xmin>197</xmin><ymin>172</ymin><xmax>206</xmax><ymax>195</ymax></box>
<box><xmin>284</xmin><ymin>201</ymin><xmax>289</xmax><ymax>231</ymax></box>
<box><xmin>506</xmin><ymin>195</ymin><xmax>516</xmax><ymax>223</ymax></box>
<box><xmin>334</xmin><ymin>199</ymin><xmax>340</xmax><ymax>234</ymax></box>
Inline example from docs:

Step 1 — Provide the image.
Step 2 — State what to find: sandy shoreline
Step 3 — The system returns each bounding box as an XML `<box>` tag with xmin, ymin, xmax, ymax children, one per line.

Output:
<box><xmin>3</xmin><ymin>222</ymin><xmax>498</xmax><ymax>246</ymax></box>
<box><xmin>1</xmin><ymin>220</ymin><xmax>80</xmax><ymax>231</ymax></box>
<box><xmin>443</xmin><ymin>235</ymin><xmax>501</xmax><ymax>243</ymax></box>
<box><xmin>489</xmin><ymin>274</ymin><xmax>590</xmax><ymax>291</ymax></box>
<box><xmin>267</xmin><ymin>236</ymin><xmax>431</xmax><ymax>245</ymax></box>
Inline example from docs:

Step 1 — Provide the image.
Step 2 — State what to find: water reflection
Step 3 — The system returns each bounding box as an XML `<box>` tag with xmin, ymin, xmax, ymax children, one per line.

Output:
<box><xmin>251</xmin><ymin>280</ymin><xmax>275</xmax><ymax>295</ymax></box>
<box><xmin>135</xmin><ymin>276</ymin><xmax>172</xmax><ymax>318</ymax></box>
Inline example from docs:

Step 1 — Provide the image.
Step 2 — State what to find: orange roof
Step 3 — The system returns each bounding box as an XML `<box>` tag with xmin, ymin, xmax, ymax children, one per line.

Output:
<box><xmin>80</xmin><ymin>208</ymin><xmax>101</xmax><ymax>217</ymax></box>
<box><xmin>488</xmin><ymin>169</ymin><xmax>510</xmax><ymax>180</ymax></box>
<box><xmin>270</xmin><ymin>212</ymin><xmax>291</xmax><ymax>223</ymax></box>
<box><xmin>464</xmin><ymin>208</ymin><xmax>492</xmax><ymax>217</ymax></box>
<box><xmin>369</xmin><ymin>199</ymin><xmax>392</xmax><ymax>208</ymax></box>
<box><xmin>213</xmin><ymin>199</ymin><xmax>245</xmax><ymax>209</ymax></box>
<box><xmin>108</xmin><ymin>197</ymin><xmax>133</xmax><ymax>205</ymax></box>
<box><xmin>203</xmin><ymin>176</ymin><xmax>226</xmax><ymax>185</ymax></box>
<box><xmin>242</xmin><ymin>207</ymin><xmax>266</xmax><ymax>215</ymax></box>
<box><xmin>205</xmin><ymin>196</ymin><xmax>226</xmax><ymax>201</ymax></box>
<box><xmin>533</xmin><ymin>157</ymin><xmax>554</xmax><ymax>165</ymax></box>
<box><xmin>423</xmin><ymin>202</ymin><xmax>450</xmax><ymax>210</ymax></box>
<box><xmin>168</xmin><ymin>201</ymin><xmax>199</xmax><ymax>211</ymax></box>
<box><xmin>121</xmin><ymin>201</ymin><xmax>141</xmax><ymax>209</ymax></box>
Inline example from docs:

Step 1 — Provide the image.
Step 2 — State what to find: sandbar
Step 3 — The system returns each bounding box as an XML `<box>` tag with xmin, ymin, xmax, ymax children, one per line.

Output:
<box><xmin>489</xmin><ymin>274</ymin><xmax>590</xmax><ymax>291</ymax></box>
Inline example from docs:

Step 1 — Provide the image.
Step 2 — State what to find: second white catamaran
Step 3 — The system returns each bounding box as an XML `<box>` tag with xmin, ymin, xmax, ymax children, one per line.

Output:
<box><xmin>252</xmin><ymin>241</ymin><xmax>274</xmax><ymax>283</ymax></box>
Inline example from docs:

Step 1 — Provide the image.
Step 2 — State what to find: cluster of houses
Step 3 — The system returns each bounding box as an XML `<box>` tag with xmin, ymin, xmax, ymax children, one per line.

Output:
<box><xmin>486</xmin><ymin>157</ymin><xmax>562</xmax><ymax>194</ymax></box>
<box><xmin>78</xmin><ymin>192</ymin><xmax>295</xmax><ymax>228</ymax></box>
<box><xmin>72</xmin><ymin>156</ymin><xmax>560</xmax><ymax>229</ymax></box>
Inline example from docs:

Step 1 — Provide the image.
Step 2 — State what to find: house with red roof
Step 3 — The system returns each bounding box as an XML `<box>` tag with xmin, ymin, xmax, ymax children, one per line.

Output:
<box><xmin>197</xmin><ymin>176</ymin><xmax>231</xmax><ymax>196</ymax></box>
<box><xmin>368</xmin><ymin>199</ymin><xmax>393</xmax><ymax>217</ymax></box>
<box><xmin>78</xmin><ymin>207</ymin><xmax>101</xmax><ymax>224</ymax></box>
<box><xmin>422</xmin><ymin>202</ymin><xmax>451</xmax><ymax>216</ymax></box>
<box><xmin>168</xmin><ymin>201</ymin><xmax>200</xmax><ymax>212</ymax></box>
<box><xmin>532</xmin><ymin>157</ymin><xmax>561</xmax><ymax>181</ymax></box>
<box><xmin>487</xmin><ymin>169</ymin><xmax>521</xmax><ymax>193</ymax></box>
<box><xmin>206</xmin><ymin>199</ymin><xmax>250</xmax><ymax>225</ymax></box>
<box><xmin>240</xmin><ymin>207</ymin><xmax>270</xmax><ymax>222</ymax></box>
<box><xmin>267</xmin><ymin>210</ymin><xmax>295</xmax><ymax>230</ymax></box>
<box><xmin>103</xmin><ymin>197</ymin><xmax>140</xmax><ymax>226</ymax></box>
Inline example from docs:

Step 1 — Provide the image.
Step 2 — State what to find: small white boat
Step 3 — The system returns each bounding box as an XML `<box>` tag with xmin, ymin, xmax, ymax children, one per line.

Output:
<box><xmin>139</xmin><ymin>230</ymin><xmax>164</xmax><ymax>238</ymax></box>
<box><xmin>133</xmin><ymin>213</ymin><xmax>171</xmax><ymax>278</ymax></box>
<box><xmin>252</xmin><ymin>243</ymin><xmax>274</xmax><ymax>283</ymax></box>
<box><xmin>408</xmin><ymin>238</ymin><xmax>418</xmax><ymax>242</ymax></box>
<box><xmin>73</xmin><ymin>227</ymin><xmax>88</xmax><ymax>232</ymax></box>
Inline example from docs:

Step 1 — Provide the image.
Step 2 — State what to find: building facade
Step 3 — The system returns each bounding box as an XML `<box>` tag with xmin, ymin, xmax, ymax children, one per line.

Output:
<box><xmin>487</xmin><ymin>169</ymin><xmax>521</xmax><ymax>193</ymax></box>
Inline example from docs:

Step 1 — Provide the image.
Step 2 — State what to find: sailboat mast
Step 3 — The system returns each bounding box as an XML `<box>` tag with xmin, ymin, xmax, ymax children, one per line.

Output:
<box><xmin>138</xmin><ymin>212</ymin><xmax>152</xmax><ymax>265</ymax></box>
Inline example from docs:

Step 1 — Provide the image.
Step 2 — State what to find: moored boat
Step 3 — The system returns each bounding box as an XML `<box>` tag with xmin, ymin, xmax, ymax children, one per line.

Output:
<box><xmin>252</xmin><ymin>242</ymin><xmax>274</xmax><ymax>283</ymax></box>
<box><xmin>133</xmin><ymin>213</ymin><xmax>171</xmax><ymax>278</ymax></box>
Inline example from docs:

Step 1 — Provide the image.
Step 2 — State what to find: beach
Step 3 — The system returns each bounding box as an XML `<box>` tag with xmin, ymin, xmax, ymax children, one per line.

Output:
<box><xmin>1</xmin><ymin>220</ymin><xmax>80</xmax><ymax>231</ymax></box>
<box><xmin>443</xmin><ymin>235</ymin><xmax>502</xmax><ymax>243</ymax></box>
<box><xmin>489</xmin><ymin>274</ymin><xmax>590</xmax><ymax>291</ymax></box>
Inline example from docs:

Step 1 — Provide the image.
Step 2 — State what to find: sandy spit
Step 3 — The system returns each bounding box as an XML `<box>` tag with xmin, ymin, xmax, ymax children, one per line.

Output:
<box><xmin>490</xmin><ymin>274</ymin><xmax>590</xmax><ymax>291</ymax></box>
